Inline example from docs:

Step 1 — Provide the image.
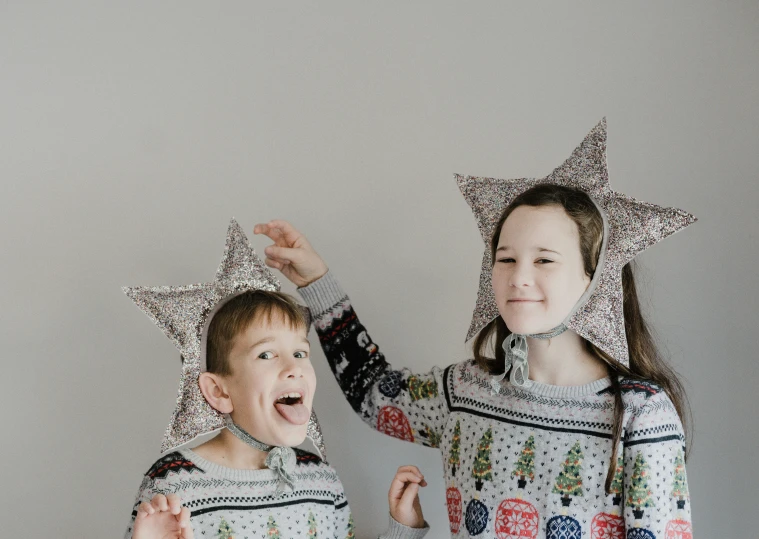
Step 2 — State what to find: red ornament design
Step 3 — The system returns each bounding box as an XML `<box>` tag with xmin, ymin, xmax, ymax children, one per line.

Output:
<box><xmin>665</xmin><ymin>519</ymin><xmax>693</xmax><ymax>539</ymax></box>
<box><xmin>446</xmin><ymin>487</ymin><xmax>462</xmax><ymax>534</ymax></box>
<box><xmin>495</xmin><ymin>498</ymin><xmax>539</xmax><ymax>538</ymax></box>
<box><xmin>377</xmin><ymin>406</ymin><xmax>414</xmax><ymax>442</ymax></box>
<box><xmin>590</xmin><ymin>512</ymin><xmax>625</xmax><ymax>539</ymax></box>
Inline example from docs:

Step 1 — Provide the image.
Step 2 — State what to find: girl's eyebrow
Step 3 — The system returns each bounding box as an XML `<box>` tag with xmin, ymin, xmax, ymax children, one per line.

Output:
<box><xmin>538</xmin><ymin>248</ymin><xmax>562</xmax><ymax>255</ymax></box>
<box><xmin>496</xmin><ymin>245</ymin><xmax>562</xmax><ymax>255</ymax></box>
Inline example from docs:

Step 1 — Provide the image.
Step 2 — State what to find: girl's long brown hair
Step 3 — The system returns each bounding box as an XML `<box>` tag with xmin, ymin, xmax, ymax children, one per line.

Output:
<box><xmin>472</xmin><ymin>184</ymin><xmax>691</xmax><ymax>493</ymax></box>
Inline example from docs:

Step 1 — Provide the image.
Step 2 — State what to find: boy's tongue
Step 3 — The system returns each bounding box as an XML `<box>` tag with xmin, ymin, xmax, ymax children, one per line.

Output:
<box><xmin>274</xmin><ymin>402</ymin><xmax>310</xmax><ymax>425</ymax></box>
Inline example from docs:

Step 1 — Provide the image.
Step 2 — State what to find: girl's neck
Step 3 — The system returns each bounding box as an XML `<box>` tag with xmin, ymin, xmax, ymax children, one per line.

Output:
<box><xmin>525</xmin><ymin>330</ymin><xmax>608</xmax><ymax>386</ymax></box>
<box><xmin>192</xmin><ymin>428</ymin><xmax>269</xmax><ymax>470</ymax></box>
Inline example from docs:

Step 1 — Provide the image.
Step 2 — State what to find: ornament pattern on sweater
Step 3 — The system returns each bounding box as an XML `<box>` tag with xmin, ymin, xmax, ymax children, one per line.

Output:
<box><xmin>298</xmin><ymin>274</ymin><xmax>693</xmax><ymax>539</ymax></box>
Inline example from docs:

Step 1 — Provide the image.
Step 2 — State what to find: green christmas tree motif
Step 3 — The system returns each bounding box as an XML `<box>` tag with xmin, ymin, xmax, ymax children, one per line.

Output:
<box><xmin>345</xmin><ymin>513</ymin><xmax>355</xmax><ymax>539</ymax></box>
<box><xmin>217</xmin><ymin>517</ymin><xmax>235</xmax><ymax>539</ymax></box>
<box><xmin>552</xmin><ymin>441</ymin><xmax>585</xmax><ymax>506</ymax></box>
<box><xmin>626</xmin><ymin>452</ymin><xmax>654</xmax><ymax>517</ymax></box>
<box><xmin>266</xmin><ymin>515</ymin><xmax>280</xmax><ymax>539</ymax></box>
<box><xmin>471</xmin><ymin>427</ymin><xmax>493</xmax><ymax>491</ymax></box>
<box><xmin>671</xmin><ymin>449</ymin><xmax>689</xmax><ymax>509</ymax></box>
<box><xmin>420</xmin><ymin>424</ymin><xmax>442</xmax><ymax>448</ymax></box>
<box><xmin>449</xmin><ymin>419</ymin><xmax>461</xmax><ymax>476</ymax></box>
<box><xmin>307</xmin><ymin>510</ymin><xmax>318</xmax><ymax>539</ymax></box>
<box><xmin>407</xmin><ymin>375</ymin><xmax>438</xmax><ymax>401</ymax></box>
<box><xmin>609</xmin><ymin>456</ymin><xmax>624</xmax><ymax>506</ymax></box>
<box><xmin>511</xmin><ymin>435</ymin><xmax>536</xmax><ymax>488</ymax></box>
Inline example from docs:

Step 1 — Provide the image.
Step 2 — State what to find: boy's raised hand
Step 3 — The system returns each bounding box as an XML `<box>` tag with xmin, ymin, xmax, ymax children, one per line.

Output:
<box><xmin>253</xmin><ymin>220</ymin><xmax>329</xmax><ymax>288</ymax></box>
<box><xmin>133</xmin><ymin>493</ymin><xmax>194</xmax><ymax>539</ymax></box>
<box><xmin>388</xmin><ymin>465</ymin><xmax>427</xmax><ymax>529</ymax></box>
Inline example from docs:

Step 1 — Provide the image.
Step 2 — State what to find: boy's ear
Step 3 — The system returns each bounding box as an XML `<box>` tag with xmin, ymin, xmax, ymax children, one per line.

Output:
<box><xmin>198</xmin><ymin>372</ymin><xmax>233</xmax><ymax>414</ymax></box>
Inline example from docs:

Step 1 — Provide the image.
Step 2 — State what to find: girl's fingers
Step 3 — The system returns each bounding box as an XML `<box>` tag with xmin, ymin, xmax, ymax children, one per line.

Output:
<box><xmin>398</xmin><ymin>482</ymin><xmax>421</xmax><ymax>509</ymax></box>
<box><xmin>395</xmin><ymin>465</ymin><xmax>425</xmax><ymax>482</ymax></box>
<box><xmin>166</xmin><ymin>493</ymin><xmax>182</xmax><ymax>515</ymax></box>
<box><xmin>265</xmin><ymin>245</ymin><xmax>303</xmax><ymax>264</ymax></box>
<box><xmin>266</xmin><ymin>220</ymin><xmax>307</xmax><ymax>246</ymax></box>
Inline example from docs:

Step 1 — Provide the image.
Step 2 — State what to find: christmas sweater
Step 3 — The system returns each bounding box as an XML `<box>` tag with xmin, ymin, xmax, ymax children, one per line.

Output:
<box><xmin>298</xmin><ymin>272</ymin><xmax>693</xmax><ymax>539</ymax></box>
<box><xmin>125</xmin><ymin>447</ymin><xmax>428</xmax><ymax>539</ymax></box>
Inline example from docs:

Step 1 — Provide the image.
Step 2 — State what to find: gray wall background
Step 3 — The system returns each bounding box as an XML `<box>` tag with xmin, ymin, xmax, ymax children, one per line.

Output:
<box><xmin>1</xmin><ymin>1</ymin><xmax>757</xmax><ymax>537</ymax></box>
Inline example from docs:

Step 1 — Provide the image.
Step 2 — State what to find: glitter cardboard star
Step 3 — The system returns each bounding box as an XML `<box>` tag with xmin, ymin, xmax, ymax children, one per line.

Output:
<box><xmin>124</xmin><ymin>219</ymin><xmax>329</xmax><ymax>455</ymax></box>
<box><xmin>456</xmin><ymin>118</ymin><xmax>696</xmax><ymax>366</ymax></box>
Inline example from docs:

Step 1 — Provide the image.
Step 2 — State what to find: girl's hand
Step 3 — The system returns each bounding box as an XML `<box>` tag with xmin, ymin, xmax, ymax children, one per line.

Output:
<box><xmin>253</xmin><ymin>220</ymin><xmax>329</xmax><ymax>287</ymax></box>
<box><xmin>388</xmin><ymin>465</ymin><xmax>427</xmax><ymax>529</ymax></box>
<box><xmin>133</xmin><ymin>493</ymin><xmax>194</xmax><ymax>539</ymax></box>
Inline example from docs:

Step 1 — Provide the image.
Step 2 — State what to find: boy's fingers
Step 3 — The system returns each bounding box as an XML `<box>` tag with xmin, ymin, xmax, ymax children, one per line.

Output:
<box><xmin>178</xmin><ymin>506</ymin><xmax>192</xmax><ymax>530</ymax></box>
<box><xmin>137</xmin><ymin>501</ymin><xmax>154</xmax><ymax>516</ymax></box>
<box><xmin>151</xmin><ymin>494</ymin><xmax>168</xmax><ymax>512</ymax></box>
<box><xmin>167</xmin><ymin>493</ymin><xmax>182</xmax><ymax>515</ymax></box>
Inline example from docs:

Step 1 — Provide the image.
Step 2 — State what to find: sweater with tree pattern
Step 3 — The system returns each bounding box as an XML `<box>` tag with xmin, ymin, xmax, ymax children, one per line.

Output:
<box><xmin>298</xmin><ymin>272</ymin><xmax>693</xmax><ymax>539</ymax></box>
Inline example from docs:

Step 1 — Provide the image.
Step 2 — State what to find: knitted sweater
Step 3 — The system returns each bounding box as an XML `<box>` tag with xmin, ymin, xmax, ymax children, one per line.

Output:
<box><xmin>124</xmin><ymin>447</ymin><xmax>429</xmax><ymax>539</ymax></box>
<box><xmin>299</xmin><ymin>272</ymin><xmax>693</xmax><ymax>539</ymax></box>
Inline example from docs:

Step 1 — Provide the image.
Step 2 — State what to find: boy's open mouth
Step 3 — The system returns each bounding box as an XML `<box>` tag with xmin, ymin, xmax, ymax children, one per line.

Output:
<box><xmin>273</xmin><ymin>390</ymin><xmax>310</xmax><ymax>425</ymax></box>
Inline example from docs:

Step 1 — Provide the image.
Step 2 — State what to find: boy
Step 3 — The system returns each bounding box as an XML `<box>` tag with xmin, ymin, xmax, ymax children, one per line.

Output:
<box><xmin>124</xmin><ymin>220</ymin><xmax>429</xmax><ymax>539</ymax></box>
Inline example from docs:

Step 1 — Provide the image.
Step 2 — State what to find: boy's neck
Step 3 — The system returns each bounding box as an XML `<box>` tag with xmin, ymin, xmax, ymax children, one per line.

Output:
<box><xmin>193</xmin><ymin>428</ymin><xmax>269</xmax><ymax>470</ymax></box>
<box><xmin>524</xmin><ymin>330</ymin><xmax>608</xmax><ymax>386</ymax></box>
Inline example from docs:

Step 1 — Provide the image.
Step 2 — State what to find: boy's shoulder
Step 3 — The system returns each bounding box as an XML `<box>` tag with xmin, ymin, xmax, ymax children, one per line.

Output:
<box><xmin>293</xmin><ymin>447</ymin><xmax>325</xmax><ymax>467</ymax></box>
<box><xmin>143</xmin><ymin>450</ymin><xmax>206</xmax><ymax>480</ymax></box>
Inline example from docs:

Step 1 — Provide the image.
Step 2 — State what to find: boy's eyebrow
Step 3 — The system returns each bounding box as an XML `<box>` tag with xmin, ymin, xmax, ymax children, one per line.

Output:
<box><xmin>248</xmin><ymin>335</ymin><xmax>311</xmax><ymax>349</ymax></box>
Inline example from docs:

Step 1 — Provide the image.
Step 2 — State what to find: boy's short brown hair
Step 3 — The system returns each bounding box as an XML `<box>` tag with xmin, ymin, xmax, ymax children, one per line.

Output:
<box><xmin>205</xmin><ymin>290</ymin><xmax>309</xmax><ymax>376</ymax></box>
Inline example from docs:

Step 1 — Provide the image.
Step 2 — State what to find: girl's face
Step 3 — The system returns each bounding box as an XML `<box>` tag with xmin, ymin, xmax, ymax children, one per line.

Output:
<box><xmin>491</xmin><ymin>205</ymin><xmax>591</xmax><ymax>335</ymax></box>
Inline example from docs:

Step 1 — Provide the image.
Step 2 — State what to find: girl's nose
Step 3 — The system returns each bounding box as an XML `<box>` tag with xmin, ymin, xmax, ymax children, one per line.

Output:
<box><xmin>509</xmin><ymin>262</ymin><xmax>534</xmax><ymax>287</ymax></box>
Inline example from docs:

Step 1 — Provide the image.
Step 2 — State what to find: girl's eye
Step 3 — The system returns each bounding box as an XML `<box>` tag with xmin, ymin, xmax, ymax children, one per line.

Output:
<box><xmin>536</xmin><ymin>259</ymin><xmax>554</xmax><ymax>264</ymax></box>
<box><xmin>497</xmin><ymin>258</ymin><xmax>515</xmax><ymax>264</ymax></box>
<box><xmin>258</xmin><ymin>351</ymin><xmax>275</xmax><ymax>360</ymax></box>
<box><xmin>294</xmin><ymin>351</ymin><xmax>309</xmax><ymax>359</ymax></box>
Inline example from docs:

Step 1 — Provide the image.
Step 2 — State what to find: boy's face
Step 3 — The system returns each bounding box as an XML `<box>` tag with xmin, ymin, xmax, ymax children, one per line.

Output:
<box><xmin>222</xmin><ymin>316</ymin><xmax>316</xmax><ymax>448</ymax></box>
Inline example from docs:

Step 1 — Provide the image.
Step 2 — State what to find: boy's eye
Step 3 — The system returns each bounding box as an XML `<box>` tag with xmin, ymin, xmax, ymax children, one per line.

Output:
<box><xmin>536</xmin><ymin>258</ymin><xmax>554</xmax><ymax>264</ymax></box>
<box><xmin>294</xmin><ymin>350</ymin><xmax>309</xmax><ymax>359</ymax></box>
<box><xmin>258</xmin><ymin>351</ymin><xmax>275</xmax><ymax>360</ymax></box>
<box><xmin>496</xmin><ymin>258</ymin><xmax>515</xmax><ymax>264</ymax></box>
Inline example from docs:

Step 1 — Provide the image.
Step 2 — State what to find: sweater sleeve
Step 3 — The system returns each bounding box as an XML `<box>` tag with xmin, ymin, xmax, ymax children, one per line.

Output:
<box><xmin>377</xmin><ymin>515</ymin><xmax>430</xmax><ymax>539</ymax></box>
<box><xmin>622</xmin><ymin>390</ymin><xmax>692</xmax><ymax>536</ymax></box>
<box><xmin>298</xmin><ymin>271</ymin><xmax>450</xmax><ymax>450</ymax></box>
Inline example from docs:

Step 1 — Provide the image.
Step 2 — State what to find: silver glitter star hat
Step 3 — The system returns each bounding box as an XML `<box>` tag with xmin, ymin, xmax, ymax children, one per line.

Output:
<box><xmin>123</xmin><ymin>218</ymin><xmax>326</xmax><ymax>458</ymax></box>
<box><xmin>456</xmin><ymin>118</ymin><xmax>696</xmax><ymax>372</ymax></box>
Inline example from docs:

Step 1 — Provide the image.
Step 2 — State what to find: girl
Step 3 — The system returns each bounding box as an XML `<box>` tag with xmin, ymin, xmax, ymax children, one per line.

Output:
<box><xmin>255</xmin><ymin>124</ymin><xmax>694</xmax><ymax>538</ymax></box>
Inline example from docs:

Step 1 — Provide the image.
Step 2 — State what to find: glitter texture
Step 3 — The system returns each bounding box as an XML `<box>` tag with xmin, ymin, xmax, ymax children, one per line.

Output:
<box><xmin>124</xmin><ymin>219</ymin><xmax>327</xmax><ymax>457</ymax></box>
<box><xmin>456</xmin><ymin>118</ymin><xmax>696</xmax><ymax>366</ymax></box>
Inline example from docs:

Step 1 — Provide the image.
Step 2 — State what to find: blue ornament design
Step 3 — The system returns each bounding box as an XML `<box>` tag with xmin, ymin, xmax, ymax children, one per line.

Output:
<box><xmin>465</xmin><ymin>499</ymin><xmax>489</xmax><ymax>536</ymax></box>
<box><xmin>627</xmin><ymin>528</ymin><xmax>656</xmax><ymax>539</ymax></box>
<box><xmin>378</xmin><ymin>370</ymin><xmax>403</xmax><ymax>398</ymax></box>
<box><xmin>546</xmin><ymin>515</ymin><xmax>582</xmax><ymax>539</ymax></box>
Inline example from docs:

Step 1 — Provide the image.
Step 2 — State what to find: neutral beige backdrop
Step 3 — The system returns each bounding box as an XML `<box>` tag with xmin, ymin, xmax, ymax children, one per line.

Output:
<box><xmin>1</xmin><ymin>1</ymin><xmax>757</xmax><ymax>537</ymax></box>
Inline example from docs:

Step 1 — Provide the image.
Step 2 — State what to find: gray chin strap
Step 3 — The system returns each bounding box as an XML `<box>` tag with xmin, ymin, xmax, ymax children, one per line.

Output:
<box><xmin>224</xmin><ymin>415</ymin><xmax>296</xmax><ymax>497</ymax></box>
<box><xmin>490</xmin><ymin>324</ymin><xmax>568</xmax><ymax>394</ymax></box>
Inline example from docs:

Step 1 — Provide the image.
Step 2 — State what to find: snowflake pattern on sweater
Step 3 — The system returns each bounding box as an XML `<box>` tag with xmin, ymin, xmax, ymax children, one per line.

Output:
<box><xmin>299</xmin><ymin>272</ymin><xmax>693</xmax><ymax>539</ymax></box>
